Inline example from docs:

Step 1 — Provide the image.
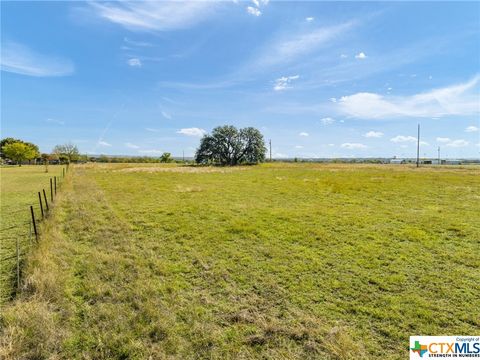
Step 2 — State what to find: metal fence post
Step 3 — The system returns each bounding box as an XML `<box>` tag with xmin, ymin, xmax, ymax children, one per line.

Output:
<box><xmin>38</xmin><ymin>192</ymin><xmax>44</xmax><ymax>219</ymax></box>
<box><xmin>16</xmin><ymin>237</ymin><xmax>20</xmax><ymax>290</ymax></box>
<box><xmin>43</xmin><ymin>189</ymin><xmax>49</xmax><ymax>212</ymax></box>
<box><xmin>30</xmin><ymin>206</ymin><xmax>38</xmax><ymax>242</ymax></box>
<box><xmin>50</xmin><ymin>178</ymin><xmax>54</xmax><ymax>202</ymax></box>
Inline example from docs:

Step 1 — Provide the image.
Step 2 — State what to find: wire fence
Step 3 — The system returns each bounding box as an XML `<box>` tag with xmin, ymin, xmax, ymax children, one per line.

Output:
<box><xmin>0</xmin><ymin>165</ymin><xmax>69</xmax><ymax>303</ymax></box>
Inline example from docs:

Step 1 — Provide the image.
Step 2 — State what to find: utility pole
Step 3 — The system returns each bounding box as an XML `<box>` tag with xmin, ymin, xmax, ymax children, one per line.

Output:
<box><xmin>269</xmin><ymin>139</ymin><xmax>272</xmax><ymax>162</ymax></box>
<box><xmin>437</xmin><ymin>146</ymin><xmax>440</xmax><ymax>165</ymax></box>
<box><xmin>182</xmin><ymin>150</ymin><xmax>185</xmax><ymax>162</ymax></box>
<box><xmin>416</xmin><ymin>123</ymin><xmax>420</xmax><ymax>168</ymax></box>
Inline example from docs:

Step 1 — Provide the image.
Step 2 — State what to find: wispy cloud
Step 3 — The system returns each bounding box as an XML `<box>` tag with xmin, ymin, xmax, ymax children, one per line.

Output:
<box><xmin>255</xmin><ymin>21</ymin><xmax>355</xmax><ymax>69</ymax></box>
<box><xmin>341</xmin><ymin>143</ymin><xmax>367</xmax><ymax>149</ymax></box>
<box><xmin>339</xmin><ymin>75</ymin><xmax>480</xmax><ymax>119</ymax></box>
<box><xmin>159</xmin><ymin>111</ymin><xmax>171</xmax><ymax>120</ymax></box>
<box><xmin>145</xmin><ymin>127</ymin><xmax>160</xmax><ymax>132</ymax></box>
<box><xmin>321</xmin><ymin>117</ymin><xmax>335</xmax><ymax>125</ymax></box>
<box><xmin>98</xmin><ymin>140</ymin><xmax>112</xmax><ymax>147</ymax></box>
<box><xmin>306</xmin><ymin>17</ymin><xmax>314</xmax><ymax>22</ymax></box>
<box><xmin>89</xmin><ymin>1</ymin><xmax>220</xmax><ymax>32</ymax></box>
<box><xmin>446</xmin><ymin>139</ymin><xmax>469</xmax><ymax>147</ymax></box>
<box><xmin>1</xmin><ymin>41</ymin><xmax>74</xmax><ymax>77</ymax></box>
<box><xmin>127</xmin><ymin>58</ymin><xmax>142</xmax><ymax>67</ymax></box>
<box><xmin>125</xmin><ymin>142</ymin><xmax>140</xmax><ymax>149</ymax></box>
<box><xmin>436</xmin><ymin>137</ymin><xmax>451</xmax><ymax>143</ymax></box>
<box><xmin>273</xmin><ymin>75</ymin><xmax>299</xmax><ymax>91</ymax></box>
<box><xmin>246</xmin><ymin>6</ymin><xmax>261</xmax><ymax>16</ymax></box>
<box><xmin>465</xmin><ymin>125</ymin><xmax>479</xmax><ymax>132</ymax></box>
<box><xmin>390</xmin><ymin>135</ymin><xmax>417</xmax><ymax>143</ymax></box>
<box><xmin>299</xmin><ymin>132</ymin><xmax>309</xmax><ymax>137</ymax></box>
<box><xmin>177</xmin><ymin>127</ymin><xmax>206</xmax><ymax>137</ymax></box>
<box><xmin>364</xmin><ymin>131</ymin><xmax>383</xmax><ymax>138</ymax></box>
<box><xmin>124</xmin><ymin>37</ymin><xmax>154</xmax><ymax>47</ymax></box>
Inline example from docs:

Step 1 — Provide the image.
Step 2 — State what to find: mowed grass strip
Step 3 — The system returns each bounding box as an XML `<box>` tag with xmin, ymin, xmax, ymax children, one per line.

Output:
<box><xmin>1</xmin><ymin>163</ymin><xmax>479</xmax><ymax>359</ymax></box>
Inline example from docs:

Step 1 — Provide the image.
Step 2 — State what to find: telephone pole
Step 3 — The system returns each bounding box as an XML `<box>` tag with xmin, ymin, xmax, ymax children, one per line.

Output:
<box><xmin>437</xmin><ymin>146</ymin><xmax>440</xmax><ymax>165</ymax></box>
<box><xmin>269</xmin><ymin>139</ymin><xmax>272</xmax><ymax>162</ymax></box>
<box><xmin>416</xmin><ymin>123</ymin><xmax>420</xmax><ymax>168</ymax></box>
<box><xmin>182</xmin><ymin>150</ymin><xmax>185</xmax><ymax>162</ymax></box>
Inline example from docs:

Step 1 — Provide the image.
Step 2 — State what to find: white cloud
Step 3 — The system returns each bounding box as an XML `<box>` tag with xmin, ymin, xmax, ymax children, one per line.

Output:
<box><xmin>145</xmin><ymin>127</ymin><xmax>160</xmax><ymax>132</ymax></box>
<box><xmin>273</xmin><ymin>75</ymin><xmax>299</xmax><ymax>91</ymax></box>
<box><xmin>465</xmin><ymin>125</ymin><xmax>479</xmax><ymax>132</ymax></box>
<box><xmin>256</xmin><ymin>21</ymin><xmax>354</xmax><ymax>68</ymax></box>
<box><xmin>436</xmin><ymin>137</ymin><xmax>451</xmax><ymax>143</ymax></box>
<box><xmin>339</xmin><ymin>75</ymin><xmax>480</xmax><ymax>119</ymax></box>
<box><xmin>446</xmin><ymin>139</ymin><xmax>469</xmax><ymax>147</ymax></box>
<box><xmin>321</xmin><ymin>117</ymin><xmax>335</xmax><ymax>125</ymax></box>
<box><xmin>306</xmin><ymin>17</ymin><xmax>314</xmax><ymax>22</ymax></box>
<box><xmin>420</xmin><ymin>141</ymin><xmax>429</xmax><ymax>146</ymax></box>
<box><xmin>364</xmin><ymin>131</ymin><xmax>383</xmax><ymax>138</ymax></box>
<box><xmin>98</xmin><ymin>140</ymin><xmax>112</xmax><ymax>147</ymax></box>
<box><xmin>138</xmin><ymin>149</ymin><xmax>164</xmax><ymax>154</ymax></box>
<box><xmin>177</xmin><ymin>127</ymin><xmax>206</xmax><ymax>137</ymax></box>
<box><xmin>341</xmin><ymin>143</ymin><xmax>367</xmax><ymax>149</ymax></box>
<box><xmin>330</xmin><ymin>97</ymin><xmax>337</xmax><ymax>103</ymax></box>
<box><xmin>340</xmin><ymin>54</ymin><xmax>348</xmax><ymax>59</ymax></box>
<box><xmin>246</xmin><ymin>6</ymin><xmax>261</xmax><ymax>16</ymax></box>
<box><xmin>90</xmin><ymin>1</ymin><xmax>219</xmax><ymax>31</ymax></box>
<box><xmin>299</xmin><ymin>132</ymin><xmax>309</xmax><ymax>137</ymax></box>
<box><xmin>1</xmin><ymin>41</ymin><xmax>74</xmax><ymax>77</ymax></box>
<box><xmin>127</xmin><ymin>58</ymin><xmax>142</xmax><ymax>67</ymax></box>
<box><xmin>161</xmin><ymin>110</ymin><xmax>172</xmax><ymax>119</ymax></box>
<box><xmin>295</xmin><ymin>145</ymin><xmax>304</xmax><ymax>149</ymax></box>
<box><xmin>125</xmin><ymin>142</ymin><xmax>140</xmax><ymax>149</ymax></box>
<box><xmin>390</xmin><ymin>135</ymin><xmax>417</xmax><ymax>143</ymax></box>
<box><xmin>355</xmin><ymin>52</ymin><xmax>367</xmax><ymax>59</ymax></box>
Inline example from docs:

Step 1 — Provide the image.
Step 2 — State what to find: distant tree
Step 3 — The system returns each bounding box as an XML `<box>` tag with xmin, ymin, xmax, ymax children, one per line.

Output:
<box><xmin>195</xmin><ymin>125</ymin><xmax>266</xmax><ymax>165</ymax></box>
<box><xmin>1</xmin><ymin>137</ymin><xmax>39</xmax><ymax>161</ymax></box>
<box><xmin>2</xmin><ymin>142</ymin><xmax>38</xmax><ymax>166</ymax></box>
<box><xmin>53</xmin><ymin>143</ymin><xmax>79</xmax><ymax>163</ymax></box>
<box><xmin>159</xmin><ymin>152</ymin><xmax>173</xmax><ymax>163</ymax></box>
<box><xmin>41</xmin><ymin>153</ymin><xmax>52</xmax><ymax>172</ymax></box>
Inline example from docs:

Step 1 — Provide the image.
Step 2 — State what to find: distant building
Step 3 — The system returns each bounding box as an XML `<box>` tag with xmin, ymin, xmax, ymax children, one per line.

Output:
<box><xmin>445</xmin><ymin>159</ymin><xmax>461</xmax><ymax>165</ymax></box>
<box><xmin>390</xmin><ymin>159</ymin><xmax>406</xmax><ymax>164</ymax></box>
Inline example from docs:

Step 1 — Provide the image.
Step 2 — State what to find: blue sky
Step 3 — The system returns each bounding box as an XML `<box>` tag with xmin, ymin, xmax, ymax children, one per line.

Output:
<box><xmin>1</xmin><ymin>1</ymin><xmax>479</xmax><ymax>158</ymax></box>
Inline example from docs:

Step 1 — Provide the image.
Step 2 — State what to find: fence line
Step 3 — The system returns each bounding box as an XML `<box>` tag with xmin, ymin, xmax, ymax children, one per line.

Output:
<box><xmin>0</xmin><ymin>164</ymin><xmax>70</xmax><ymax>302</ymax></box>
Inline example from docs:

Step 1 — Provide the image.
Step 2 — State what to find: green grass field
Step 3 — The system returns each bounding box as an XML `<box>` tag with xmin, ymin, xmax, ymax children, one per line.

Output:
<box><xmin>0</xmin><ymin>165</ymin><xmax>65</xmax><ymax>304</ymax></box>
<box><xmin>1</xmin><ymin>163</ymin><xmax>479</xmax><ymax>359</ymax></box>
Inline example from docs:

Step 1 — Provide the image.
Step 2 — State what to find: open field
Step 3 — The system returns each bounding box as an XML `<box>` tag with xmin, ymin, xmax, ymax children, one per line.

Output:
<box><xmin>1</xmin><ymin>163</ymin><xmax>479</xmax><ymax>359</ymax></box>
<box><xmin>0</xmin><ymin>165</ymin><xmax>66</xmax><ymax>304</ymax></box>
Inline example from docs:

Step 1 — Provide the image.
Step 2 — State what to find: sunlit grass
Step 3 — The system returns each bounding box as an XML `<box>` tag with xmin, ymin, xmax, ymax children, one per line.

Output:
<box><xmin>1</xmin><ymin>163</ymin><xmax>479</xmax><ymax>359</ymax></box>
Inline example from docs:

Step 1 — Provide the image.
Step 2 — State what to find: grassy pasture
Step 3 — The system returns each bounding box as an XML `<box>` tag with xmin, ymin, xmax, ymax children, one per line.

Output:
<box><xmin>1</xmin><ymin>163</ymin><xmax>479</xmax><ymax>359</ymax></box>
<box><xmin>0</xmin><ymin>165</ymin><xmax>65</xmax><ymax>304</ymax></box>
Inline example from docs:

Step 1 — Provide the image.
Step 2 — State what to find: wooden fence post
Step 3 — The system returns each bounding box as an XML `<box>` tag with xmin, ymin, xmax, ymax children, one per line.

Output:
<box><xmin>54</xmin><ymin>176</ymin><xmax>57</xmax><ymax>195</ymax></box>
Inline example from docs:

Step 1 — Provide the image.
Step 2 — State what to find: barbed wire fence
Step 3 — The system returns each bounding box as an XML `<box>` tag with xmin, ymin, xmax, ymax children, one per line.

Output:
<box><xmin>0</xmin><ymin>165</ymin><xmax>69</xmax><ymax>303</ymax></box>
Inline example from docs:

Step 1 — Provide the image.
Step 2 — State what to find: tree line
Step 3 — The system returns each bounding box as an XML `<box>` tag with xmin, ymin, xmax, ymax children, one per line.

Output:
<box><xmin>1</xmin><ymin>126</ymin><xmax>267</xmax><ymax>167</ymax></box>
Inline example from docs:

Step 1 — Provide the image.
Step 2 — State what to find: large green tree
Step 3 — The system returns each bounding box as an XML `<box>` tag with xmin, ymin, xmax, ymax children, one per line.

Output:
<box><xmin>195</xmin><ymin>125</ymin><xmax>266</xmax><ymax>165</ymax></box>
<box><xmin>1</xmin><ymin>137</ymin><xmax>39</xmax><ymax>160</ymax></box>
<box><xmin>2</xmin><ymin>142</ymin><xmax>38</xmax><ymax>166</ymax></box>
<box><xmin>53</xmin><ymin>143</ymin><xmax>79</xmax><ymax>163</ymax></box>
